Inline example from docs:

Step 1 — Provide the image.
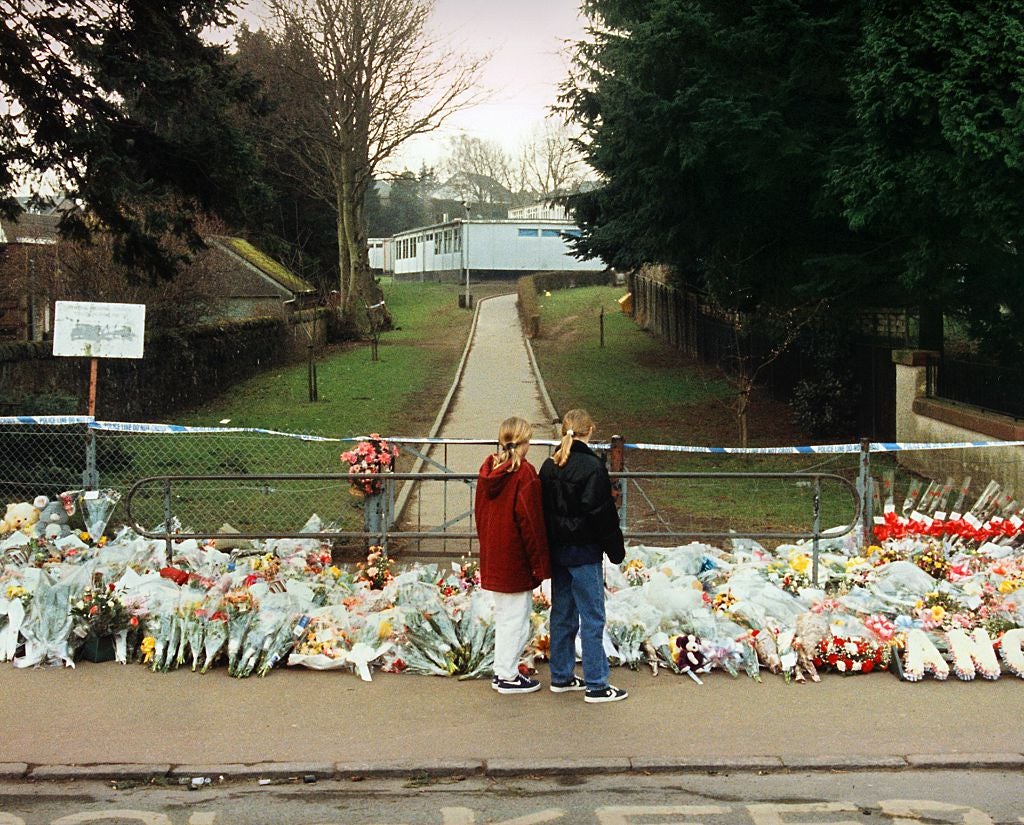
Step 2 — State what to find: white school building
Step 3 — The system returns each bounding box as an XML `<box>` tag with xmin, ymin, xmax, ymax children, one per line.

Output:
<box><xmin>368</xmin><ymin>218</ymin><xmax>602</xmax><ymax>281</ymax></box>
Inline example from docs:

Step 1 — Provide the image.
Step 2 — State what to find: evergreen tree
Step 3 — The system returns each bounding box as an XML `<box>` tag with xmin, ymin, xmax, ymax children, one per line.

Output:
<box><xmin>0</xmin><ymin>1</ymin><xmax>262</xmax><ymax>279</ymax></box>
<box><xmin>832</xmin><ymin>1</ymin><xmax>1024</xmax><ymax>358</ymax></box>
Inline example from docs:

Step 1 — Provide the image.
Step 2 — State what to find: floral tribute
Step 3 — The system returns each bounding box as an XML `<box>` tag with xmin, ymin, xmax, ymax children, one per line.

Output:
<box><xmin>355</xmin><ymin>546</ymin><xmax>395</xmax><ymax>590</ymax></box>
<box><xmin>4</xmin><ymin>470</ymin><xmax>1024</xmax><ymax>684</ymax></box>
<box><xmin>70</xmin><ymin>575</ymin><xmax>133</xmax><ymax>639</ymax></box>
<box><xmin>340</xmin><ymin>435</ymin><xmax>398</xmax><ymax>496</ymax></box>
<box><xmin>814</xmin><ymin>635</ymin><xmax>890</xmax><ymax>674</ymax></box>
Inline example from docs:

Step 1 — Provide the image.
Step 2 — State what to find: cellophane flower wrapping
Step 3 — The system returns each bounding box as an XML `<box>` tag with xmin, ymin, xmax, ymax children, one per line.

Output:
<box><xmin>14</xmin><ymin>573</ymin><xmax>75</xmax><ymax>668</ymax></box>
<box><xmin>78</xmin><ymin>489</ymin><xmax>122</xmax><ymax>543</ymax></box>
<box><xmin>393</xmin><ymin>580</ymin><xmax>493</xmax><ymax>678</ymax></box>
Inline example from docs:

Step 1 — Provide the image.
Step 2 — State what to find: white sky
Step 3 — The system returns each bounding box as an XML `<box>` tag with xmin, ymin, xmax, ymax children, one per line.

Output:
<box><xmin>237</xmin><ymin>0</ymin><xmax>588</xmax><ymax>173</ymax></box>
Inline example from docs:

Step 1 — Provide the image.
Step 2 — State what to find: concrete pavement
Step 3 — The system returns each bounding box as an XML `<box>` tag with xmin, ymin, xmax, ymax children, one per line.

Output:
<box><xmin>3</xmin><ymin>659</ymin><xmax>1024</xmax><ymax>781</ymax></box>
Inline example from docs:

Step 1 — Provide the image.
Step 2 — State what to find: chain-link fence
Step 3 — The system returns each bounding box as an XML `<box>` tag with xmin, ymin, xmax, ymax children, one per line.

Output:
<box><xmin>2</xmin><ymin>418</ymin><xmax>1020</xmax><ymax>554</ymax></box>
<box><xmin>0</xmin><ymin>418</ymin><xmax>363</xmax><ymax>538</ymax></box>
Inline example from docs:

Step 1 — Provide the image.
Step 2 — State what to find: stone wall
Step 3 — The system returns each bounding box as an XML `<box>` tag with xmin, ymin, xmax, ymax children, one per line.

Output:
<box><xmin>893</xmin><ymin>350</ymin><xmax>1024</xmax><ymax>492</ymax></box>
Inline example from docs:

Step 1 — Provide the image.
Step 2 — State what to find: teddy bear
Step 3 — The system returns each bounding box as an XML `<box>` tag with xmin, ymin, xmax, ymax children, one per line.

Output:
<box><xmin>32</xmin><ymin>493</ymin><xmax>76</xmax><ymax>541</ymax></box>
<box><xmin>0</xmin><ymin>500</ymin><xmax>41</xmax><ymax>537</ymax></box>
<box><xmin>671</xmin><ymin>633</ymin><xmax>709</xmax><ymax>674</ymax></box>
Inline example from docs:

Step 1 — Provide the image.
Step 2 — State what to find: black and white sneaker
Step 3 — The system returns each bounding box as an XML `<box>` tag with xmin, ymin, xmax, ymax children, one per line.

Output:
<box><xmin>491</xmin><ymin>676</ymin><xmax>500</xmax><ymax>691</ymax></box>
<box><xmin>550</xmin><ymin>675</ymin><xmax>587</xmax><ymax>693</ymax></box>
<box><xmin>494</xmin><ymin>674</ymin><xmax>541</xmax><ymax>694</ymax></box>
<box><xmin>584</xmin><ymin>684</ymin><xmax>628</xmax><ymax>703</ymax></box>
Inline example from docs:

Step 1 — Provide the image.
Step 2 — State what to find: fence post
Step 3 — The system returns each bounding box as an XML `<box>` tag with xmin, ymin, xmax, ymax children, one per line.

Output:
<box><xmin>857</xmin><ymin>437</ymin><xmax>872</xmax><ymax>548</ymax></box>
<box><xmin>811</xmin><ymin>476</ymin><xmax>821</xmax><ymax>587</ymax></box>
<box><xmin>162</xmin><ymin>478</ymin><xmax>174</xmax><ymax>551</ymax></box>
<box><xmin>609</xmin><ymin>435</ymin><xmax>627</xmax><ymax>531</ymax></box>
<box><xmin>83</xmin><ymin>428</ymin><xmax>99</xmax><ymax>491</ymax></box>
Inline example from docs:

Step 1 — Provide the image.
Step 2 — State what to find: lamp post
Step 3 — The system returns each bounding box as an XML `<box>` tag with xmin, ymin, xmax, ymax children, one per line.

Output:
<box><xmin>462</xmin><ymin>202</ymin><xmax>471</xmax><ymax>309</ymax></box>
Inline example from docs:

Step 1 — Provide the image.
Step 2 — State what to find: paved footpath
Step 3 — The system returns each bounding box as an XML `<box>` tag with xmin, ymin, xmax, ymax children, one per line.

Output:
<box><xmin>3</xmin><ymin>292</ymin><xmax>1024</xmax><ymax>781</ymax></box>
<box><xmin>398</xmin><ymin>292</ymin><xmax>557</xmax><ymax>556</ymax></box>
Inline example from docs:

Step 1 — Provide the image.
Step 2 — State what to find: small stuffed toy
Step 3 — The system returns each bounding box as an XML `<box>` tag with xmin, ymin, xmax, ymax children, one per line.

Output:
<box><xmin>0</xmin><ymin>500</ymin><xmax>42</xmax><ymax>537</ymax></box>
<box><xmin>32</xmin><ymin>493</ymin><xmax>76</xmax><ymax>541</ymax></box>
<box><xmin>671</xmin><ymin>633</ymin><xmax>708</xmax><ymax>674</ymax></box>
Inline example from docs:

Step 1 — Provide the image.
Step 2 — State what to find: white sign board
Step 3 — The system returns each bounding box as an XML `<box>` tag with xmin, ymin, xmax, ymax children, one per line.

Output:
<box><xmin>52</xmin><ymin>301</ymin><xmax>146</xmax><ymax>359</ymax></box>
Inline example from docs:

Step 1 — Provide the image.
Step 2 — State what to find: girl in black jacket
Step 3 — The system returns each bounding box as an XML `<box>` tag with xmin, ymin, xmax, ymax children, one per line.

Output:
<box><xmin>539</xmin><ymin>408</ymin><xmax>628</xmax><ymax>703</ymax></box>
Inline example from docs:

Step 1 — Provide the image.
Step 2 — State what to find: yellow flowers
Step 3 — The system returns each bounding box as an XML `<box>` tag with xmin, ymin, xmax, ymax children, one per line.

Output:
<box><xmin>845</xmin><ymin>556</ymin><xmax>868</xmax><ymax>572</ymax></box>
<box><xmin>998</xmin><ymin>579</ymin><xmax>1018</xmax><ymax>594</ymax></box>
<box><xmin>5</xmin><ymin>584</ymin><xmax>27</xmax><ymax>600</ymax></box>
<box><xmin>930</xmin><ymin>605</ymin><xmax>946</xmax><ymax>623</ymax></box>
<box><xmin>140</xmin><ymin>636</ymin><xmax>156</xmax><ymax>664</ymax></box>
<box><xmin>378</xmin><ymin>619</ymin><xmax>393</xmax><ymax>641</ymax></box>
<box><xmin>788</xmin><ymin>551</ymin><xmax>811</xmax><ymax>575</ymax></box>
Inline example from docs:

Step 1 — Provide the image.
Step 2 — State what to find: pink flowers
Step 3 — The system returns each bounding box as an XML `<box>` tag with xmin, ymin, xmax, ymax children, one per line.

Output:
<box><xmin>341</xmin><ymin>435</ymin><xmax>399</xmax><ymax>496</ymax></box>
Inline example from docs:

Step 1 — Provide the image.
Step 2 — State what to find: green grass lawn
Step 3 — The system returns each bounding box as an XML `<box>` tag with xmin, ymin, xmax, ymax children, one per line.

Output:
<box><xmin>529</xmin><ymin>285</ymin><xmax>874</xmax><ymax>539</ymax></box>
<box><xmin>105</xmin><ymin>280</ymin><xmax>495</xmax><ymax>534</ymax></box>
<box><xmin>175</xmin><ymin>280</ymin><xmax>480</xmax><ymax>437</ymax></box>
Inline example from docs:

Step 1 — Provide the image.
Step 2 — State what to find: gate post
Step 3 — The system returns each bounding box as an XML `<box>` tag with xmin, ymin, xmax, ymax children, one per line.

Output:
<box><xmin>609</xmin><ymin>435</ymin><xmax>627</xmax><ymax>530</ymax></box>
<box><xmin>364</xmin><ymin>492</ymin><xmax>386</xmax><ymax>549</ymax></box>
<box><xmin>857</xmin><ymin>437</ymin><xmax>872</xmax><ymax>548</ymax></box>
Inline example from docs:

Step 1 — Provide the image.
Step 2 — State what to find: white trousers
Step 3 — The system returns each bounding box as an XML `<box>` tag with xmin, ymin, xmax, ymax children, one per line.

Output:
<box><xmin>490</xmin><ymin>589</ymin><xmax>534</xmax><ymax>681</ymax></box>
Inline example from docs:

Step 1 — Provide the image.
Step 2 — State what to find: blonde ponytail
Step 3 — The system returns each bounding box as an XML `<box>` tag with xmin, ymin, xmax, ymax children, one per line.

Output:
<box><xmin>552</xmin><ymin>408</ymin><xmax>596</xmax><ymax>466</ymax></box>
<box><xmin>490</xmin><ymin>416</ymin><xmax>532</xmax><ymax>473</ymax></box>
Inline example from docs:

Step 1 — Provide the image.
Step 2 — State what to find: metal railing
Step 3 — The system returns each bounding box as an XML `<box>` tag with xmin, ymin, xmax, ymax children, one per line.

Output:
<box><xmin>126</xmin><ymin>469</ymin><xmax>861</xmax><ymax>584</ymax></box>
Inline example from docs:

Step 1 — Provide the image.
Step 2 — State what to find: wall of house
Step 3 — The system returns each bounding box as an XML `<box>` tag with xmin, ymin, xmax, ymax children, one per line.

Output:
<box><xmin>0</xmin><ymin>310</ymin><xmax>331</xmax><ymax>420</ymax></box>
<box><xmin>893</xmin><ymin>350</ymin><xmax>1024</xmax><ymax>492</ymax></box>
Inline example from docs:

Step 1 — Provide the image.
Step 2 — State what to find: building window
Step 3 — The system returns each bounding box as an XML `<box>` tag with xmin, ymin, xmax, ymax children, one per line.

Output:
<box><xmin>541</xmin><ymin>229</ymin><xmax>561</xmax><ymax>238</ymax></box>
<box><xmin>518</xmin><ymin>228</ymin><xmax>539</xmax><ymax>237</ymax></box>
<box><xmin>562</xmin><ymin>229</ymin><xmax>582</xmax><ymax>238</ymax></box>
<box><xmin>453</xmin><ymin>227</ymin><xmax>462</xmax><ymax>251</ymax></box>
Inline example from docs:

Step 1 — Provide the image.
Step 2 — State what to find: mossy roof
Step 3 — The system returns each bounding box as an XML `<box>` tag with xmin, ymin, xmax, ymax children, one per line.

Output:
<box><xmin>214</xmin><ymin>236</ymin><xmax>316</xmax><ymax>295</ymax></box>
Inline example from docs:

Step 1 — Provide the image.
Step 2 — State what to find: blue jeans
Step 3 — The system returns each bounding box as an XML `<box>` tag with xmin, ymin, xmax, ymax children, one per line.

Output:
<box><xmin>549</xmin><ymin>561</ymin><xmax>609</xmax><ymax>690</ymax></box>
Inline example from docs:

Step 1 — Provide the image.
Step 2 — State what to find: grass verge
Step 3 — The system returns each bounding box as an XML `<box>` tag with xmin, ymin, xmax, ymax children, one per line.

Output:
<box><xmin>528</xmin><ymin>285</ymin><xmax>883</xmax><ymax>538</ymax></box>
<box><xmin>112</xmin><ymin>280</ymin><xmax>510</xmax><ymax>535</ymax></box>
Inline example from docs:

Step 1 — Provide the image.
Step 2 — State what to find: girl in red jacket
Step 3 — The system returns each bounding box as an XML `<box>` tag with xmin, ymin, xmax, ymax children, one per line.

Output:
<box><xmin>475</xmin><ymin>416</ymin><xmax>551</xmax><ymax>694</ymax></box>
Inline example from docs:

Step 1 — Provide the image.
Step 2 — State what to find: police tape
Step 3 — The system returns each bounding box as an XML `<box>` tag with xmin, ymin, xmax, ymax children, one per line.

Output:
<box><xmin>1</xmin><ymin>417</ymin><xmax>1022</xmax><ymax>453</ymax></box>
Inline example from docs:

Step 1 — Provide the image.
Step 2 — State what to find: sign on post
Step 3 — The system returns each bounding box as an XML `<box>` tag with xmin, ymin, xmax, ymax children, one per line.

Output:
<box><xmin>53</xmin><ymin>301</ymin><xmax>146</xmax><ymax>359</ymax></box>
<box><xmin>52</xmin><ymin>301</ymin><xmax>146</xmax><ymax>424</ymax></box>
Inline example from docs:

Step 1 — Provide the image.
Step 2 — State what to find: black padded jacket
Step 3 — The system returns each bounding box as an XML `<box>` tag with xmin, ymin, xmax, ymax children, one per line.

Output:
<box><xmin>538</xmin><ymin>440</ymin><xmax>625</xmax><ymax>566</ymax></box>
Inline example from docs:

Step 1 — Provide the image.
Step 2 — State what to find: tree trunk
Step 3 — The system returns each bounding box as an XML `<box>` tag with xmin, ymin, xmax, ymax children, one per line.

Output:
<box><xmin>736</xmin><ymin>381</ymin><xmax>752</xmax><ymax>448</ymax></box>
<box><xmin>336</xmin><ymin>162</ymin><xmax>390</xmax><ymax>330</ymax></box>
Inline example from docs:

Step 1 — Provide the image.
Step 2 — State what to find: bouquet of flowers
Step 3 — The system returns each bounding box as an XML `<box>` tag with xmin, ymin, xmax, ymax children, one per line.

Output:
<box><xmin>222</xmin><ymin>588</ymin><xmax>259</xmax><ymax>675</ymax></box>
<box><xmin>0</xmin><ymin>582</ymin><xmax>32</xmax><ymax>662</ymax></box>
<box><xmin>355</xmin><ymin>546</ymin><xmax>394</xmax><ymax>590</ymax></box>
<box><xmin>814</xmin><ymin>634</ymin><xmax>889</xmax><ymax>674</ymax></box>
<box><xmin>15</xmin><ymin>577</ymin><xmax>76</xmax><ymax>668</ymax></box>
<box><xmin>340</xmin><ymin>435</ymin><xmax>398</xmax><ymax>496</ymax></box>
<box><xmin>70</xmin><ymin>576</ymin><xmax>131</xmax><ymax>640</ymax></box>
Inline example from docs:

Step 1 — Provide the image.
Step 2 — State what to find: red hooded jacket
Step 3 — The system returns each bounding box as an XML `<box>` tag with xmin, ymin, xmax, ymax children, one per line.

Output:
<box><xmin>474</xmin><ymin>455</ymin><xmax>551</xmax><ymax>593</ymax></box>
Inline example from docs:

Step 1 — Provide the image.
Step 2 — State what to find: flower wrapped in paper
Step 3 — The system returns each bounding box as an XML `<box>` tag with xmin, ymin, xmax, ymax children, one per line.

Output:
<box><xmin>393</xmin><ymin>581</ymin><xmax>493</xmax><ymax>678</ymax></box>
<box><xmin>14</xmin><ymin>575</ymin><xmax>75</xmax><ymax>668</ymax></box>
<box><xmin>289</xmin><ymin>603</ymin><xmax>399</xmax><ymax>680</ymax></box>
<box><xmin>75</xmin><ymin>489</ymin><xmax>122</xmax><ymax>543</ymax></box>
